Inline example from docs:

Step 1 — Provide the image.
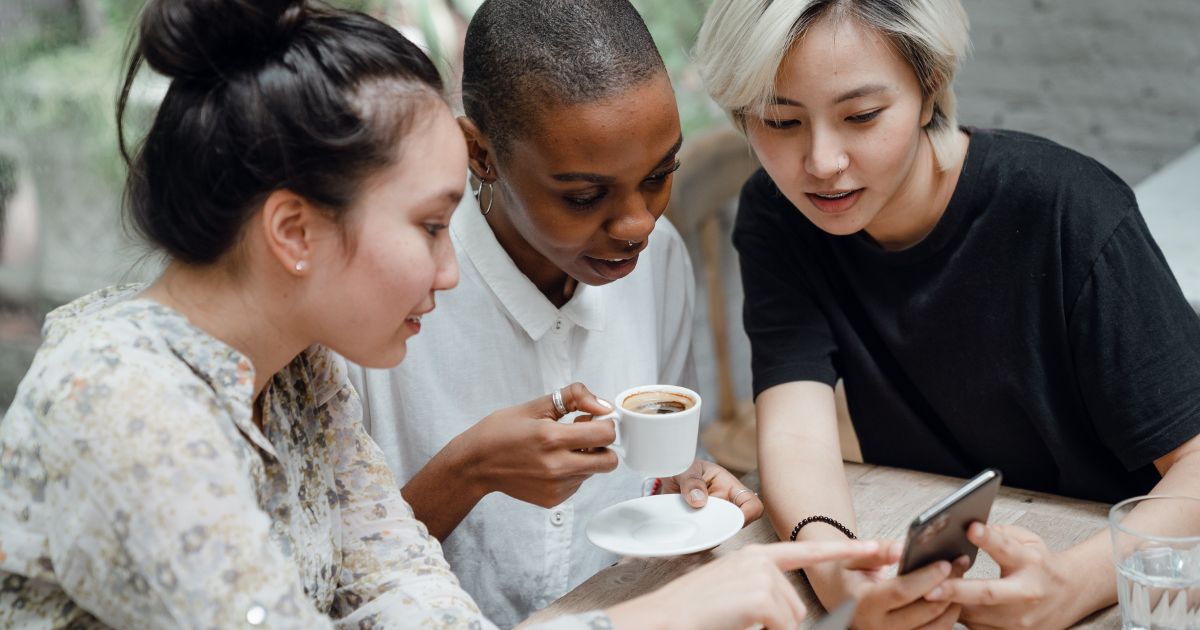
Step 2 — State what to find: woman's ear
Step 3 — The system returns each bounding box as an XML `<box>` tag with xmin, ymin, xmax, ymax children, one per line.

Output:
<box><xmin>920</xmin><ymin>77</ymin><xmax>944</xmax><ymax>128</ymax></box>
<box><xmin>260</xmin><ymin>189</ymin><xmax>321</xmax><ymax>275</ymax></box>
<box><xmin>920</xmin><ymin>95</ymin><xmax>937</xmax><ymax>128</ymax></box>
<box><xmin>458</xmin><ymin>116</ymin><xmax>496</xmax><ymax>182</ymax></box>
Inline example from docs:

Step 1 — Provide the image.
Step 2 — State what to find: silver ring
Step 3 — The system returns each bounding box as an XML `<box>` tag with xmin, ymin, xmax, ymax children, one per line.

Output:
<box><xmin>731</xmin><ymin>488</ymin><xmax>756</xmax><ymax>505</ymax></box>
<box><xmin>551</xmin><ymin>389</ymin><xmax>568</xmax><ymax>416</ymax></box>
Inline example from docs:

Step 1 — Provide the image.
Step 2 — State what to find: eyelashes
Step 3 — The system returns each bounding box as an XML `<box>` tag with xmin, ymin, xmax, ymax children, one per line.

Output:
<box><xmin>561</xmin><ymin>160</ymin><xmax>682</xmax><ymax>209</ymax></box>
<box><xmin>762</xmin><ymin>108</ymin><xmax>884</xmax><ymax>129</ymax></box>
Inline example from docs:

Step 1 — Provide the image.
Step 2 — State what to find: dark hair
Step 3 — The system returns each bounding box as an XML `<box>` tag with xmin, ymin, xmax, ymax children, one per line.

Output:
<box><xmin>461</xmin><ymin>0</ymin><xmax>666</xmax><ymax>157</ymax></box>
<box><xmin>118</xmin><ymin>0</ymin><xmax>445</xmax><ymax>265</ymax></box>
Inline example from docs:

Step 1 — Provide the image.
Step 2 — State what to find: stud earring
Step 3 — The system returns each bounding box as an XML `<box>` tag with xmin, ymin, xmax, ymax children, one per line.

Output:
<box><xmin>294</xmin><ymin>260</ymin><xmax>308</xmax><ymax>272</ymax></box>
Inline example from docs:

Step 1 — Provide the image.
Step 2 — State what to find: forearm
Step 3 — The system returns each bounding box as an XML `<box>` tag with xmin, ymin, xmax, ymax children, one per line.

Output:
<box><xmin>401</xmin><ymin>434</ymin><xmax>489</xmax><ymax>540</ymax></box>
<box><xmin>1060</xmin><ymin>449</ymin><xmax>1200</xmax><ymax>625</ymax></box>
<box><xmin>757</xmin><ymin>382</ymin><xmax>858</xmax><ymax>604</ymax></box>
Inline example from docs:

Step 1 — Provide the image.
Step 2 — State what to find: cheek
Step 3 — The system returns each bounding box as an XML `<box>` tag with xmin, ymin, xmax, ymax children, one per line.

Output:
<box><xmin>344</xmin><ymin>233</ymin><xmax>435</xmax><ymax>311</ymax></box>
<box><xmin>859</xmin><ymin>120</ymin><xmax>923</xmax><ymax>185</ymax></box>
<box><xmin>514</xmin><ymin>198</ymin><xmax>599</xmax><ymax>254</ymax></box>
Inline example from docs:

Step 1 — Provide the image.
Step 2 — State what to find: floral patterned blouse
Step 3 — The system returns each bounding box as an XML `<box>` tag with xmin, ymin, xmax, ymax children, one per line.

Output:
<box><xmin>0</xmin><ymin>286</ymin><xmax>610</xmax><ymax>630</ymax></box>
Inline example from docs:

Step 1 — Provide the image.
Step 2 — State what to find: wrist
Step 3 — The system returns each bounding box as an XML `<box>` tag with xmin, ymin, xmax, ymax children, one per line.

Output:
<box><xmin>789</xmin><ymin>523</ymin><xmax>862</xmax><ymax>608</ymax></box>
<box><xmin>441</xmin><ymin>431</ymin><xmax>491</xmax><ymax>500</ymax></box>
<box><xmin>1057</xmin><ymin>544</ymin><xmax>1115</xmax><ymax>623</ymax></box>
<box><xmin>607</xmin><ymin>595</ymin><xmax>672</xmax><ymax>630</ymax></box>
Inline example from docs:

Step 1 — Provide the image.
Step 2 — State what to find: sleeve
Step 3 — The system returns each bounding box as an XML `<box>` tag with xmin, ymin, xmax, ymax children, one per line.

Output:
<box><xmin>654</xmin><ymin>218</ymin><xmax>699</xmax><ymax>392</ymax></box>
<box><xmin>1069</xmin><ymin>208</ymin><xmax>1200</xmax><ymax>470</ymax></box>
<box><xmin>39</xmin><ymin>358</ymin><xmax>335</xmax><ymax>629</ymax></box>
<box><xmin>320</xmin><ymin>359</ymin><xmax>495</xmax><ymax>629</ymax></box>
<box><xmin>732</xmin><ymin>171</ymin><xmax>839</xmax><ymax>397</ymax></box>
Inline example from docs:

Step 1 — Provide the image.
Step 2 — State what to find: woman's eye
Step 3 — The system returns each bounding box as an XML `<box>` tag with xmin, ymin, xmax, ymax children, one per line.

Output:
<box><xmin>564</xmin><ymin>192</ymin><xmax>605</xmax><ymax>208</ymax></box>
<box><xmin>847</xmin><ymin>109</ymin><xmax>882</xmax><ymax>123</ymax></box>
<box><xmin>424</xmin><ymin>223</ymin><xmax>448</xmax><ymax>237</ymax></box>
<box><xmin>645</xmin><ymin>160</ymin><xmax>682</xmax><ymax>184</ymax></box>
<box><xmin>763</xmin><ymin>118</ymin><xmax>800</xmax><ymax>130</ymax></box>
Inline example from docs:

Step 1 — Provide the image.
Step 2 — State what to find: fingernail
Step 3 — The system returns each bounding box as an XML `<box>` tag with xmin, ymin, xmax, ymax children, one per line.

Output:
<box><xmin>596</xmin><ymin>398</ymin><xmax>613</xmax><ymax>409</ymax></box>
<box><xmin>689</xmin><ymin>489</ymin><xmax>705</xmax><ymax>503</ymax></box>
<box><xmin>938</xmin><ymin>561</ymin><xmax>951</xmax><ymax>575</ymax></box>
<box><xmin>927</xmin><ymin>586</ymin><xmax>945</xmax><ymax>600</ymax></box>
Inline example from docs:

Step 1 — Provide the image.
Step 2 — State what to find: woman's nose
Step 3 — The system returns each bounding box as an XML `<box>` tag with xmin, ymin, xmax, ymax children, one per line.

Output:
<box><xmin>434</xmin><ymin>242</ymin><xmax>460</xmax><ymax>291</ymax></box>
<box><xmin>804</xmin><ymin>129</ymin><xmax>848</xmax><ymax>181</ymax></box>
<box><xmin>608</xmin><ymin>193</ymin><xmax>659</xmax><ymax>243</ymax></box>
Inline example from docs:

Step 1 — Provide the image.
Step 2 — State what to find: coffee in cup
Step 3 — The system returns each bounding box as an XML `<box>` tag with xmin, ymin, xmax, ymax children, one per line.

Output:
<box><xmin>592</xmin><ymin>385</ymin><xmax>702</xmax><ymax>478</ymax></box>
<box><xmin>620</xmin><ymin>390</ymin><xmax>696</xmax><ymax>415</ymax></box>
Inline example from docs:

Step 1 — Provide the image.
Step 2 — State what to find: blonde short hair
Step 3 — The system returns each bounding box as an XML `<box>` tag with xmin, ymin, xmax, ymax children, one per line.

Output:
<box><xmin>695</xmin><ymin>0</ymin><xmax>970</xmax><ymax>171</ymax></box>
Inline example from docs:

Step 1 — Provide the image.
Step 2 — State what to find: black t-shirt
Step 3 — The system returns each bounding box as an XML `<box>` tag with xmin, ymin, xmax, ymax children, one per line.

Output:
<box><xmin>734</xmin><ymin>128</ymin><xmax>1200</xmax><ymax>503</ymax></box>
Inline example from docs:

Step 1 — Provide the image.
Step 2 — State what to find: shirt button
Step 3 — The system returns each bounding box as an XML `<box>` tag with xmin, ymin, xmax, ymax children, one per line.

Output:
<box><xmin>554</xmin><ymin>319</ymin><xmax>563</xmax><ymax>331</ymax></box>
<box><xmin>245</xmin><ymin>604</ymin><xmax>267</xmax><ymax>625</ymax></box>
<box><xmin>550</xmin><ymin>509</ymin><xmax>566</xmax><ymax>526</ymax></box>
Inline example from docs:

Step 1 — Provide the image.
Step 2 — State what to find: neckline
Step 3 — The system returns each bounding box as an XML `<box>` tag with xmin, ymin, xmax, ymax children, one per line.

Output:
<box><xmin>451</xmin><ymin>192</ymin><xmax>607</xmax><ymax>339</ymax></box>
<box><xmin>844</xmin><ymin>127</ymin><xmax>991</xmax><ymax>266</ymax></box>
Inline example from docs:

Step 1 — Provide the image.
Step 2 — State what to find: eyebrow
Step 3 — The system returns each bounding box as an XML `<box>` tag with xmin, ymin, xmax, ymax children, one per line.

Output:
<box><xmin>771</xmin><ymin>83</ymin><xmax>891</xmax><ymax>107</ymax></box>
<box><xmin>419</xmin><ymin>189</ymin><xmax>463</xmax><ymax>208</ymax></box>
<box><xmin>551</xmin><ymin>134</ymin><xmax>684</xmax><ymax>184</ymax></box>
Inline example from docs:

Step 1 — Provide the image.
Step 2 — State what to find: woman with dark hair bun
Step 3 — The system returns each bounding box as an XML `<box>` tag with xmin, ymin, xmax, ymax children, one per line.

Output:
<box><xmin>0</xmin><ymin>0</ymin><xmax>886</xmax><ymax>628</ymax></box>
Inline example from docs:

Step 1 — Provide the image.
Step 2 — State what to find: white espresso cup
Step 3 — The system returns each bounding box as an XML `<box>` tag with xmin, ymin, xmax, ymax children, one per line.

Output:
<box><xmin>594</xmin><ymin>385</ymin><xmax>701</xmax><ymax>478</ymax></box>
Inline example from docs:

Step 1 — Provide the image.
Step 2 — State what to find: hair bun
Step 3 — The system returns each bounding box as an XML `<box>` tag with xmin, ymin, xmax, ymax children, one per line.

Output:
<box><xmin>139</xmin><ymin>0</ymin><xmax>307</xmax><ymax>81</ymax></box>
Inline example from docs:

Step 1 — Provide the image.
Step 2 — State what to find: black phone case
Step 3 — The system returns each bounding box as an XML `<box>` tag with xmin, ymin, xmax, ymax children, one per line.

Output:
<box><xmin>898</xmin><ymin>469</ymin><xmax>1002</xmax><ymax>574</ymax></box>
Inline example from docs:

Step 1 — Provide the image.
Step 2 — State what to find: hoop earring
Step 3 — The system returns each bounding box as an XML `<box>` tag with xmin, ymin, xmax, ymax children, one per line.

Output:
<box><xmin>472</xmin><ymin>164</ymin><xmax>494</xmax><ymax>216</ymax></box>
<box><xmin>479</xmin><ymin>181</ymin><xmax>494</xmax><ymax>216</ymax></box>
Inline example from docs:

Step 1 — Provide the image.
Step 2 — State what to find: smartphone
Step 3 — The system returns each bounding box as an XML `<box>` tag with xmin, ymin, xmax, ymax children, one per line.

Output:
<box><xmin>897</xmin><ymin>468</ymin><xmax>1002</xmax><ymax>575</ymax></box>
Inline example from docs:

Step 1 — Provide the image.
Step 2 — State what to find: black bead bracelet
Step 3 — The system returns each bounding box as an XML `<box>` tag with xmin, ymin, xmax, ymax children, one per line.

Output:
<box><xmin>789</xmin><ymin>515</ymin><xmax>857</xmax><ymax>542</ymax></box>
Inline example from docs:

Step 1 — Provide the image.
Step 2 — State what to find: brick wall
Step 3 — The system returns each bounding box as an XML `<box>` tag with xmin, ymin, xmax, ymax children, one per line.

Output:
<box><xmin>956</xmin><ymin>0</ymin><xmax>1200</xmax><ymax>185</ymax></box>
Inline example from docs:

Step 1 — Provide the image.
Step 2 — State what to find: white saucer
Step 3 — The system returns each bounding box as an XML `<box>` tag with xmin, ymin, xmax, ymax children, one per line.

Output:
<box><xmin>586</xmin><ymin>494</ymin><xmax>744</xmax><ymax>557</ymax></box>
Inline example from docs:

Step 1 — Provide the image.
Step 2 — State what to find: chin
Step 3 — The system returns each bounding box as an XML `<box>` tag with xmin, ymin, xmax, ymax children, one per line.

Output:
<box><xmin>347</xmin><ymin>344</ymin><xmax>408</xmax><ymax>370</ymax></box>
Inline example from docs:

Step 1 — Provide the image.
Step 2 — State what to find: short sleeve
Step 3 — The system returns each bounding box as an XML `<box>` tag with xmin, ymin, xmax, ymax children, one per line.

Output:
<box><xmin>1069</xmin><ymin>209</ymin><xmax>1200</xmax><ymax>470</ymax></box>
<box><xmin>733</xmin><ymin>171</ymin><xmax>839</xmax><ymax>397</ymax></box>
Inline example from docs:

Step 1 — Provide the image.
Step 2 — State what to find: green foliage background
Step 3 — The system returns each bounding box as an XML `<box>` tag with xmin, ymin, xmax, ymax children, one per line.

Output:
<box><xmin>0</xmin><ymin>0</ymin><xmax>720</xmax><ymax>197</ymax></box>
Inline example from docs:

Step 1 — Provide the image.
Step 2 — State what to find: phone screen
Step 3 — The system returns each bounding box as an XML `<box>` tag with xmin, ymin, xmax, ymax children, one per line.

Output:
<box><xmin>898</xmin><ymin>468</ymin><xmax>1002</xmax><ymax>575</ymax></box>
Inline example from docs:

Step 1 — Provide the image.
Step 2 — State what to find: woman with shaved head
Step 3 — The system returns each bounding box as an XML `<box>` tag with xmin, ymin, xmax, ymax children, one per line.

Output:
<box><xmin>345</xmin><ymin>0</ymin><xmax>772</xmax><ymax>625</ymax></box>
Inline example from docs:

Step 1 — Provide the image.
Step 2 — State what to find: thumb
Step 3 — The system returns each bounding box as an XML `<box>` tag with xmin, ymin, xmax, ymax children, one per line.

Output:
<box><xmin>968</xmin><ymin>522</ymin><xmax>1036</xmax><ymax>569</ymax></box>
<box><xmin>533</xmin><ymin>382</ymin><xmax>612</xmax><ymax>420</ymax></box>
<box><xmin>671</xmin><ymin>459</ymin><xmax>708</xmax><ymax>508</ymax></box>
<box><xmin>560</xmin><ymin>382</ymin><xmax>614</xmax><ymax>417</ymax></box>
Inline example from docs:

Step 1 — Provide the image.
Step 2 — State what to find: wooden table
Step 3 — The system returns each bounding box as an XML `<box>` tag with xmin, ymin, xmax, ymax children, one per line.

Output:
<box><xmin>523</xmin><ymin>463</ymin><xmax>1120</xmax><ymax>628</ymax></box>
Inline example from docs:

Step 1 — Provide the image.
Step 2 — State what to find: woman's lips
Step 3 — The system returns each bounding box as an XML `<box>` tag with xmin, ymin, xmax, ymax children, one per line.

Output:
<box><xmin>806</xmin><ymin>189</ymin><xmax>863</xmax><ymax>214</ymax></box>
<box><xmin>585</xmin><ymin>253</ymin><xmax>640</xmax><ymax>281</ymax></box>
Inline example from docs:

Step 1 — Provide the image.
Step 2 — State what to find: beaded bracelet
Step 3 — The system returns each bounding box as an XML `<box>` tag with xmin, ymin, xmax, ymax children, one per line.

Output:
<box><xmin>789</xmin><ymin>515</ymin><xmax>857</xmax><ymax>542</ymax></box>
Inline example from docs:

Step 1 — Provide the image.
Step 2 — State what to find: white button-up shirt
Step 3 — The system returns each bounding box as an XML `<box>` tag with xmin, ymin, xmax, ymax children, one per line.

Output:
<box><xmin>348</xmin><ymin>195</ymin><xmax>697</xmax><ymax>628</ymax></box>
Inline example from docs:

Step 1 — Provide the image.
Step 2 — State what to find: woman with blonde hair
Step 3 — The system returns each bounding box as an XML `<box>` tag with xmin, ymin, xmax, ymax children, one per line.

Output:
<box><xmin>695</xmin><ymin>1</ymin><xmax>1200</xmax><ymax>628</ymax></box>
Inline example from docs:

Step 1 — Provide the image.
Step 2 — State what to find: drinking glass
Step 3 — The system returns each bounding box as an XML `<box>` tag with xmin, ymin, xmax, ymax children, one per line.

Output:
<box><xmin>1109</xmin><ymin>495</ymin><xmax>1200</xmax><ymax>630</ymax></box>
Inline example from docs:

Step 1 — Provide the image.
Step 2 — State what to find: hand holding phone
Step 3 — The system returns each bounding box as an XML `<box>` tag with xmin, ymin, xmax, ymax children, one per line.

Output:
<box><xmin>898</xmin><ymin>468</ymin><xmax>1002</xmax><ymax>575</ymax></box>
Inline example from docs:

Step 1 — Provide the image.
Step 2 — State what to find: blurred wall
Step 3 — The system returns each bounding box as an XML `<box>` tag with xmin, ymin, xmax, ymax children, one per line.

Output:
<box><xmin>956</xmin><ymin>0</ymin><xmax>1200</xmax><ymax>184</ymax></box>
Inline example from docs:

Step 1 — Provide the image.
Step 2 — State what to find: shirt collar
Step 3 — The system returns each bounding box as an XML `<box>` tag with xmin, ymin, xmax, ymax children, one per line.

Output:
<box><xmin>452</xmin><ymin>192</ymin><xmax>606</xmax><ymax>340</ymax></box>
<box><xmin>82</xmin><ymin>286</ymin><xmax>280</xmax><ymax>459</ymax></box>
